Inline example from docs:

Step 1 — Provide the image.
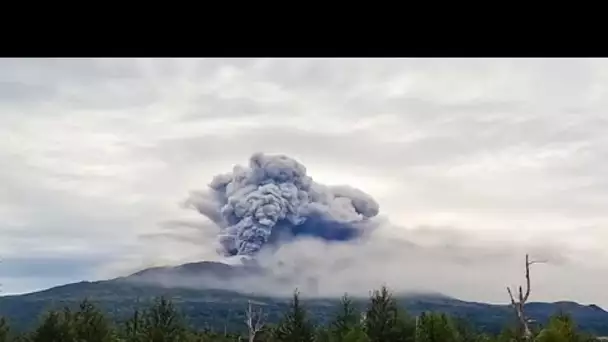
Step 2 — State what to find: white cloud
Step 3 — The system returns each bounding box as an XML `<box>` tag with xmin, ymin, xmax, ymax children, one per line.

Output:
<box><xmin>1</xmin><ymin>58</ymin><xmax>608</xmax><ymax>307</ymax></box>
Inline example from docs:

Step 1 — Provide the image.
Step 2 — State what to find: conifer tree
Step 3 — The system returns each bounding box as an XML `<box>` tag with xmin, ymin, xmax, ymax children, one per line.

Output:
<box><xmin>124</xmin><ymin>307</ymin><xmax>144</xmax><ymax>342</ymax></box>
<box><xmin>452</xmin><ymin>316</ymin><xmax>492</xmax><ymax>342</ymax></box>
<box><xmin>415</xmin><ymin>312</ymin><xmax>458</xmax><ymax>342</ymax></box>
<box><xmin>363</xmin><ymin>286</ymin><xmax>415</xmax><ymax>342</ymax></box>
<box><xmin>30</xmin><ymin>308</ymin><xmax>75</xmax><ymax>342</ymax></box>
<box><xmin>535</xmin><ymin>312</ymin><xmax>596</xmax><ymax>342</ymax></box>
<box><xmin>274</xmin><ymin>290</ymin><xmax>315</xmax><ymax>342</ymax></box>
<box><xmin>330</xmin><ymin>294</ymin><xmax>362</xmax><ymax>341</ymax></box>
<box><xmin>140</xmin><ymin>296</ymin><xmax>186</xmax><ymax>342</ymax></box>
<box><xmin>72</xmin><ymin>299</ymin><xmax>114</xmax><ymax>342</ymax></box>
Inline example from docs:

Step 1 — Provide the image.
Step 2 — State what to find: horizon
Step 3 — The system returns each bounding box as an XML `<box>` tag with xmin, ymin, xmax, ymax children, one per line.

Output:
<box><xmin>1</xmin><ymin>258</ymin><xmax>606</xmax><ymax>312</ymax></box>
<box><xmin>1</xmin><ymin>58</ymin><xmax>608</xmax><ymax>307</ymax></box>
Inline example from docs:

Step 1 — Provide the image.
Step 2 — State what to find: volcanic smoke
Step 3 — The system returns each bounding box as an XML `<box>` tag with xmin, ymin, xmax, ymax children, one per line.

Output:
<box><xmin>185</xmin><ymin>153</ymin><xmax>380</xmax><ymax>257</ymax></box>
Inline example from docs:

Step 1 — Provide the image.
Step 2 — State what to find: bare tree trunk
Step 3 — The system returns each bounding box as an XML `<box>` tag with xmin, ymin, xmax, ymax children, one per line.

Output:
<box><xmin>245</xmin><ymin>300</ymin><xmax>265</xmax><ymax>342</ymax></box>
<box><xmin>506</xmin><ymin>254</ymin><xmax>545</xmax><ymax>341</ymax></box>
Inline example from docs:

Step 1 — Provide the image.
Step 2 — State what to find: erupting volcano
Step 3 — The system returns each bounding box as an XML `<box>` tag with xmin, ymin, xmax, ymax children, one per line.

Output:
<box><xmin>185</xmin><ymin>153</ymin><xmax>380</xmax><ymax>257</ymax></box>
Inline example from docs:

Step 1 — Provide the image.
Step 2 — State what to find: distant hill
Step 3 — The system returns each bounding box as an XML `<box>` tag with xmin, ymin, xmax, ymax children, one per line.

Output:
<box><xmin>1</xmin><ymin>261</ymin><xmax>607</xmax><ymax>335</ymax></box>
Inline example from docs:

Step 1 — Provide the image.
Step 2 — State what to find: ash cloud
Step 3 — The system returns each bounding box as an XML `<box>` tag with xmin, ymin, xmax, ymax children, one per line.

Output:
<box><xmin>127</xmin><ymin>152</ymin><xmax>608</xmax><ymax>307</ymax></box>
<box><xmin>124</xmin><ymin>223</ymin><xmax>607</xmax><ymax>305</ymax></box>
<box><xmin>185</xmin><ymin>153</ymin><xmax>380</xmax><ymax>257</ymax></box>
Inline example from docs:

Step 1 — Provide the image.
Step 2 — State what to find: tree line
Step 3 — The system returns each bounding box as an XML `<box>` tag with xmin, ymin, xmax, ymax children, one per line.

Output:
<box><xmin>0</xmin><ymin>286</ymin><xmax>601</xmax><ymax>342</ymax></box>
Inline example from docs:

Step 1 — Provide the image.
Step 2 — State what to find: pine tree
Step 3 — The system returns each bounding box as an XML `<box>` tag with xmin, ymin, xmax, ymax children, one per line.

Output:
<box><xmin>72</xmin><ymin>299</ymin><xmax>114</xmax><ymax>342</ymax></box>
<box><xmin>363</xmin><ymin>286</ymin><xmax>415</xmax><ymax>342</ymax></box>
<box><xmin>364</xmin><ymin>286</ymin><xmax>392</xmax><ymax>341</ymax></box>
<box><xmin>535</xmin><ymin>312</ymin><xmax>594</xmax><ymax>342</ymax></box>
<box><xmin>124</xmin><ymin>307</ymin><xmax>144</xmax><ymax>342</ymax></box>
<box><xmin>330</xmin><ymin>294</ymin><xmax>362</xmax><ymax>341</ymax></box>
<box><xmin>140</xmin><ymin>296</ymin><xmax>186</xmax><ymax>342</ymax></box>
<box><xmin>415</xmin><ymin>312</ymin><xmax>458</xmax><ymax>342</ymax></box>
<box><xmin>30</xmin><ymin>308</ymin><xmax>75</xmax><ymax>342</ymax></box>
<box><xmin>274</xmin><ymin>290</ymin><xmax>315</xmax><ymax>342</ymax></box>
<box><xmin>452</xmin><ymin>316</ymin><xmax>481</xmax><ymax>342</ymax></box>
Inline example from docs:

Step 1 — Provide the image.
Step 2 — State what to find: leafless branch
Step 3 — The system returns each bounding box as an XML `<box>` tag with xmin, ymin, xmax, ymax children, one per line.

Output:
<box><xmin>245</xmin><ymin>300</ymin><xmax>266</xmax><ymax>342</ymax></box>
<box><xmin>505</xmin><ymin>254</ymin><xmax>544</xmax><ymax>341</ymax></box>
<box><xmin>506</xmin><ymin>287</ymin><xmax>516</xmax><ymax>305</ymax></box>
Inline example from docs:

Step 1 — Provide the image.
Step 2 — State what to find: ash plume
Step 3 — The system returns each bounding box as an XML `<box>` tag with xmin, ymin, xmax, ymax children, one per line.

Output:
<box><xmin>185</xmin><ymin>153</ymin><xmax>380</xmax><ymax>257</ymax></box>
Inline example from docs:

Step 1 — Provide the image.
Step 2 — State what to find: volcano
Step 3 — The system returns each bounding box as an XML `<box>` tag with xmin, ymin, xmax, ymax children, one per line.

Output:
<box><xmin>0</xmin><ymin>262</ymin><xmax>607</xmax><ymax>335</ymax></box>
<box><xmin>127</xmin><ymin>261</ymin><xmax>261</xmax><ymax>282</ymax></box>
<box><xmin>117</xmin><ymin>260</ymin><xmax>268</xmax><ymax>291</ymax></box>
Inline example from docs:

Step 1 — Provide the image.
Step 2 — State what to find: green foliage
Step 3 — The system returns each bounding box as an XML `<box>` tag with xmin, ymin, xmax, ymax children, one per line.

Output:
<box><xmin>72</xmin><ymin>299</ymin><xmax>114</xmax><ymax>342</ymax></box>
<box><xmin>452</xmin><ymin>316</ymin><xmax>486</xmax><ymax>342</ymax></box>
<box><xmin>535</xmin><ymin>312</ymin><xmax>598</xmax><ymax>342</ymax></box>
<box><xmin>253</xmin><ymin>324</ymin><xmax>276</xmax><ymax>342</ymax></box>
<box><xmin>329</xmin><ymin>294</ymin><xmax>361</xmax><ymax>342</ymax></box>
<box><xmin>273</xmin><ymin>290</ymin><xmax>315</xmax><ymax>342</ymax></box>
<box><xmin>494</xmin><ymin>324</ymin><xmax>524</xmax><ymax>342</ymax></box>
<box><xmin>25</xmin><ymin>299</ymin><xmax>115</xmax><ymax>342</ymax></box>
<box><xmin>0</xmin><ymin>287</ymin><xmax>602</xmax><ymax>342</ymax></box>
<box><xmin>123</xmin><ymin>306</ymin><xmax>144</xmax><ymax>342</ymax></box>
<box><xmin>0</xmin><ymin>317</ymin><xmax>9</xmax><ymax>342</ymax></box>
<box><xmin>415</xmin><ymin>312</ymin><xmax>458</xmax><ymax>342</ymax></box>
<box><xmin>139</xmin><ymin>296</ymin><xmax>186</xmax><ymax>342</ymax></box>
<box><xmin>341</xmin><ymin>325</ymin><xmax>370</xmax><ymax>342</ymax></box>
<box><xmin>314</xmin><ymin>326</ymin><xmax>331</xmax><ymax>342</ymax></box>
<box><xmin>2</xmin><ymin>282</ymin><xmax>607</xmax><ymax>337</ymax></box>
<box><xmin>363</xmin><ymin>286</ymin><xmax>416</xmax><ymax>342</ymax></box>
<box><xmin>29</xmin><ymin>307</ymin><xmax>75</xmax><ymax>342</ymax></box>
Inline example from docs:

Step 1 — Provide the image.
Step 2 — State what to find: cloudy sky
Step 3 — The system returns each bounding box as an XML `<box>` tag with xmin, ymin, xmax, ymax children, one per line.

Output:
<box><xmin>1</xmin><ymin>58</ymin><xmax>608</xmax><ymax>307</ymax></box>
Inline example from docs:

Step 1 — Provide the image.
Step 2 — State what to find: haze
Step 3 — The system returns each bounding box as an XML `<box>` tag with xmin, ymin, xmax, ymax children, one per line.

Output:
<box><xmin>1</xmin><ymin>58</ymin><xmax>607</xmax><ymax>307</ymax></box>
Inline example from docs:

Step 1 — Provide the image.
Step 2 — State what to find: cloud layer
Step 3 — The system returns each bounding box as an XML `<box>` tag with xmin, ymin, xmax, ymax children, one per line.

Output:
<box><xmin>1</xmin><ymin>59</ymin><xmax>608</xmax><ymax>306</ymax></box>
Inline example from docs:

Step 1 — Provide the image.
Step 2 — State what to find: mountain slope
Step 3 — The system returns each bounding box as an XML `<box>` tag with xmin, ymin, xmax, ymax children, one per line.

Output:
<box><xmin>0</xmin><ymin>262</ymin><xmax>607</xmax><ymax>335</ymax></box>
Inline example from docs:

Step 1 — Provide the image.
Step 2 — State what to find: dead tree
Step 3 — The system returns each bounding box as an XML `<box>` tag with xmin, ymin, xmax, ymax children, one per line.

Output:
<box><xmin>506</xmin><ymin>254</ymin><xmax>546</xmax><ymax>341</ymax></box>
<box><xmin>245</xmin><ymin>300</ymin><xmax>266</xmax><ymax>342</ymax></box>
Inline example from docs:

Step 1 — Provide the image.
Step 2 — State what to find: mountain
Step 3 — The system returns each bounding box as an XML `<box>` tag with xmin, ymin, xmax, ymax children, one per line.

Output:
<box><xmin>1</xmin><ymin>261</ymin><xmax>607</xmax><ymax>335</ymax></box>
<box><xmin>124</xmin><ymin>260</ymin><xmax>264</xmax><ymax>284</ymax></box>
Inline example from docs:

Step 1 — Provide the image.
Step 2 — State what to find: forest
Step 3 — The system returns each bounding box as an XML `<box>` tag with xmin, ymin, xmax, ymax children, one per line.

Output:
<box><xmin>0</xmin><ymin>285</ymin><xmax>602</xmax><ymax>342</ymax></box>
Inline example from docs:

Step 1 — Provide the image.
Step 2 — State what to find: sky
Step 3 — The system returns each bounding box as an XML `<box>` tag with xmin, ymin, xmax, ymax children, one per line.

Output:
<box><xmin>1</xmin><ymin>58</ymin><xmax>608</xmax><ymax>307</ymax></box>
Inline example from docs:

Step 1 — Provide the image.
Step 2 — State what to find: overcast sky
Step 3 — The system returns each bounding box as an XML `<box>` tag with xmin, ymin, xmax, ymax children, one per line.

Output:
<box><xmin>1</xmin><ymin>58</ymin><xmax>608</xmax><ymax>307</ymax></box>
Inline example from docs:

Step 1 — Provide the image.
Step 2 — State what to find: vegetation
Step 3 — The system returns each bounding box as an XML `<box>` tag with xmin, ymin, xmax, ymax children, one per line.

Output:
<box><xmin>0</xmin><ymin>286</ymin><xmax>603</xmax><ymax>342</ymax></box>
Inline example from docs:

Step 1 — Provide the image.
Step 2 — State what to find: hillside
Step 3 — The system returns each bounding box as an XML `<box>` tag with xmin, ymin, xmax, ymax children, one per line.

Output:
<box><xmin>0</xmin><ymin>262</ymin><xmax>607</xmax><ymax>335</ymax></box>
